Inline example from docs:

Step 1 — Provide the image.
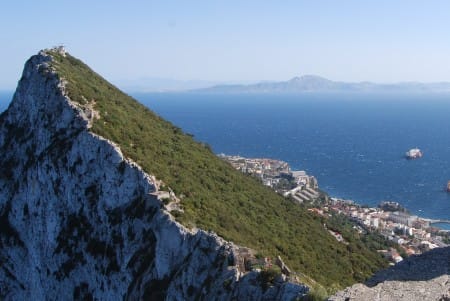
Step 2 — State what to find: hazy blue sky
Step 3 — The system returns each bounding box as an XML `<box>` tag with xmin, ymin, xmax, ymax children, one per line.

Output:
<box><xmin>2</xmin><ymin>1</ymin><xmax>450</xmax><ymax>89</ymax></box>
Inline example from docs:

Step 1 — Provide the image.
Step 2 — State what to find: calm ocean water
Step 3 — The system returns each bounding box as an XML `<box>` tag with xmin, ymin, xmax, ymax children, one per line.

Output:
<box><xmin>135</xmin><ymin>92</ymin><xmax>450</xmax><ymax>222</ymax></box>
<box><xmin>2</xmin><ymin>90</ymin><xmax>450</xmax><ymax>222</ymax></box>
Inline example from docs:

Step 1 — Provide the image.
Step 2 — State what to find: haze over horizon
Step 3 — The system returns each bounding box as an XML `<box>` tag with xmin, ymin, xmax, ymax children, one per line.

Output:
<box><xmin>2</xmin><ymin>1</ymin><xmax>450</xmax><ymax>90</ymax></box>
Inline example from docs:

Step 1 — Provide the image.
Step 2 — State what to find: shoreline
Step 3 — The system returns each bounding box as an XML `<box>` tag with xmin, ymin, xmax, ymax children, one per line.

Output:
<box><xmin>330</xmin><ymin>194</ymin><xmax>450</xmax><ymax>231</ymax></box>
<box><xmin>219</xmin><ymin>153</ymin><xmax>449</xmax><ymax>259</ymax></box>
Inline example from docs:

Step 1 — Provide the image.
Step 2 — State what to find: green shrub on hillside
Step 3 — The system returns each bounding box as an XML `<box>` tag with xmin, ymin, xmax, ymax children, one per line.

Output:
<box><xmin>48</xmin><ymin>50</ymin><xmax>388</xmax><ymax>290</ymax></box>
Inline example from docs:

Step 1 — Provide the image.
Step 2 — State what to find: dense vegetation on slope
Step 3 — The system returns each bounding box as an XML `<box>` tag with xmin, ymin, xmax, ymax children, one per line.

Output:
<box><xmin>49</xmin><ymin>50</ymin><xmax>388</xmax><ymax>290</ymax></box>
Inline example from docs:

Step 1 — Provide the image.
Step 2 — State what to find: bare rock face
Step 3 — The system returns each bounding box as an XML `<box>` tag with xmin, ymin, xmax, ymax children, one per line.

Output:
<box><xmin>329</xmin><ymin>247</ymin><xmax>450</xmax><ymax>301</ymax></box>
<box><xmin>0</xmin><ymin>50</ymin><xmax>308</xmax><ymax>300</ymax></box>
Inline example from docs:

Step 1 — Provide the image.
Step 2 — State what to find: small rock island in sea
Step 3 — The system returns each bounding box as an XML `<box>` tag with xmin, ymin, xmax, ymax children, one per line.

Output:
<box><xmin>405</xmin><ymin>148</ymin><xmax>423</xmax><ymax>159</ymax></box>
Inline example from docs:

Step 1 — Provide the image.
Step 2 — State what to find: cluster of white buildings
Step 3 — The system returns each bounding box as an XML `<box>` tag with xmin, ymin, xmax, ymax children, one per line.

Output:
<box><xmin>219</xmin><ymin>154</ymin><xmax>321</xmax><ymax>202</ymax></box>
<box><xmin>328</xmin><ymin>198</ymin><xmax>448</xmax><ymax>261</ymax></box>
<box><xmin>283</xmin><ymin>173</ymin><xmax>319</xmax><ymax>203</ymax></box>
<box><xmin>218</xmin><ymin>154</ymin><xmax>290</xmax><ymax>178</ymax></box>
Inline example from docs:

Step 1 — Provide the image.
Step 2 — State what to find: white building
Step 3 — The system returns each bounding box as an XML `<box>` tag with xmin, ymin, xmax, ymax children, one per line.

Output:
<box><xmin>370</xmin><ymin>217</ymin><xmax>379</xmax><ymax>228</ymax></box>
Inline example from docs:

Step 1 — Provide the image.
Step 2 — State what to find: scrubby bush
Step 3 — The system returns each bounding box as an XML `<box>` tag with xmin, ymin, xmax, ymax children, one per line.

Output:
<box><xmin>49</xmin><ymin>51</ymin><xmax>389</xmax><ymax>290</ymax></box>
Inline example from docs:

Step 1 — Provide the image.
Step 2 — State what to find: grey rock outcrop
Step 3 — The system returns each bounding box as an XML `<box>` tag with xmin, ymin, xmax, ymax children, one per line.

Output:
<box><xmin>329</xmin><ymin>247</ymin><xmax>450</xmax><ymax>301</ymax></box>
<box><xmin>0</xmin><ymin>50</ymin><xmax>308</xmax><ymax>300</ymax></box>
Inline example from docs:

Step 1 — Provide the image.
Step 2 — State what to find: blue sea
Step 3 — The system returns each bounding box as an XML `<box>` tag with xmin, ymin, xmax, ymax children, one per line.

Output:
<box><xmin>134</xmin><ymin>92</ymin><xmax>450</xmax><ymax>222</ymax></box>
<box><xmin>2</xmin><ymin>90</ymin><xmax>450</xmax><ymax>222</ymax></box>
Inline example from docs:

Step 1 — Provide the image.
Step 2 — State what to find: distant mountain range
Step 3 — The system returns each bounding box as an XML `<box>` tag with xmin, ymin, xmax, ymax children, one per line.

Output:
<box><xmin>194</xmin><ymin>75</ymin><xmax>450</xmax><ymax>93</ymax></box>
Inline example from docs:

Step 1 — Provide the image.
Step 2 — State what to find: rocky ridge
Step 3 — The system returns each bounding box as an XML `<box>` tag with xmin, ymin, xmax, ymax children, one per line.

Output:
<box><xmin>329</xmin><ymin>246</ymin><xmax>450</xmax><ymax>301</ymax></box>
<box><xmin>0</xmin><ymin>48</ymin><xmax>307</xmax><ymax>300</ymax></box>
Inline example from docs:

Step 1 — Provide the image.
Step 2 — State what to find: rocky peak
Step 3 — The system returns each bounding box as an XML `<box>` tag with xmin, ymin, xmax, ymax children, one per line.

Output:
<box><xmin>0</xmin><ymin>49</ymin><xmax>307</xmax><ymax>300</ymax></box>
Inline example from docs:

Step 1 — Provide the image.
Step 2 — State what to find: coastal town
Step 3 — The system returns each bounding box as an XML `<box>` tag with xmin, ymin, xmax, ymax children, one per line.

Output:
<box><xmin>220</xmin><ymin>153</ymin><xmax>450</xmax><ymax>265</ymax></box>
<box><xmin>321</xmin><ymin>199</ymin><xmax>450</xmax><ymax>263</ymax></box>
<box><xmin>218</xmin><ymin>154</ymin><xmax>320</xmax><ymax>202</ymax></box>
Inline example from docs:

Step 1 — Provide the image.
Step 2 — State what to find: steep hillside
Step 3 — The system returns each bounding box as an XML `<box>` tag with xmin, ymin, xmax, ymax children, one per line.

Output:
<box><xmin>0</xmin><ymin>48</ymin><xmax>308</xmax><ymax>300</ymax></box>
<box><xmin>0</xmin><ymin>48</ymin><xmax>391</xmax><ymax>300</ymax></box>
<box><xmin>48</xmin><ymin>48</ymin><xmax>388</xmax><ymax>289</ymax></box>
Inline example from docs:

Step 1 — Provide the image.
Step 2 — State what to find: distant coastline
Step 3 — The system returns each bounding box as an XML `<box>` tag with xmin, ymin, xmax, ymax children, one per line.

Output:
<box><xmin>192</xmin><ymin>75</ymin><xmax>450</xmax><ymax>94</ymax></box>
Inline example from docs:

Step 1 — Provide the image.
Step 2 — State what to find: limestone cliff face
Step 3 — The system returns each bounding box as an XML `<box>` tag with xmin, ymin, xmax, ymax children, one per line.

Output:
<box><xmin>0</xmin><ymin>50</ymin><xmax>307</xmax><ymax>300</ymax></box>
<box><xmin>329</xmin><ymin>247</ymin><xmax>450</xmax><ymax>301</ymax></box>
